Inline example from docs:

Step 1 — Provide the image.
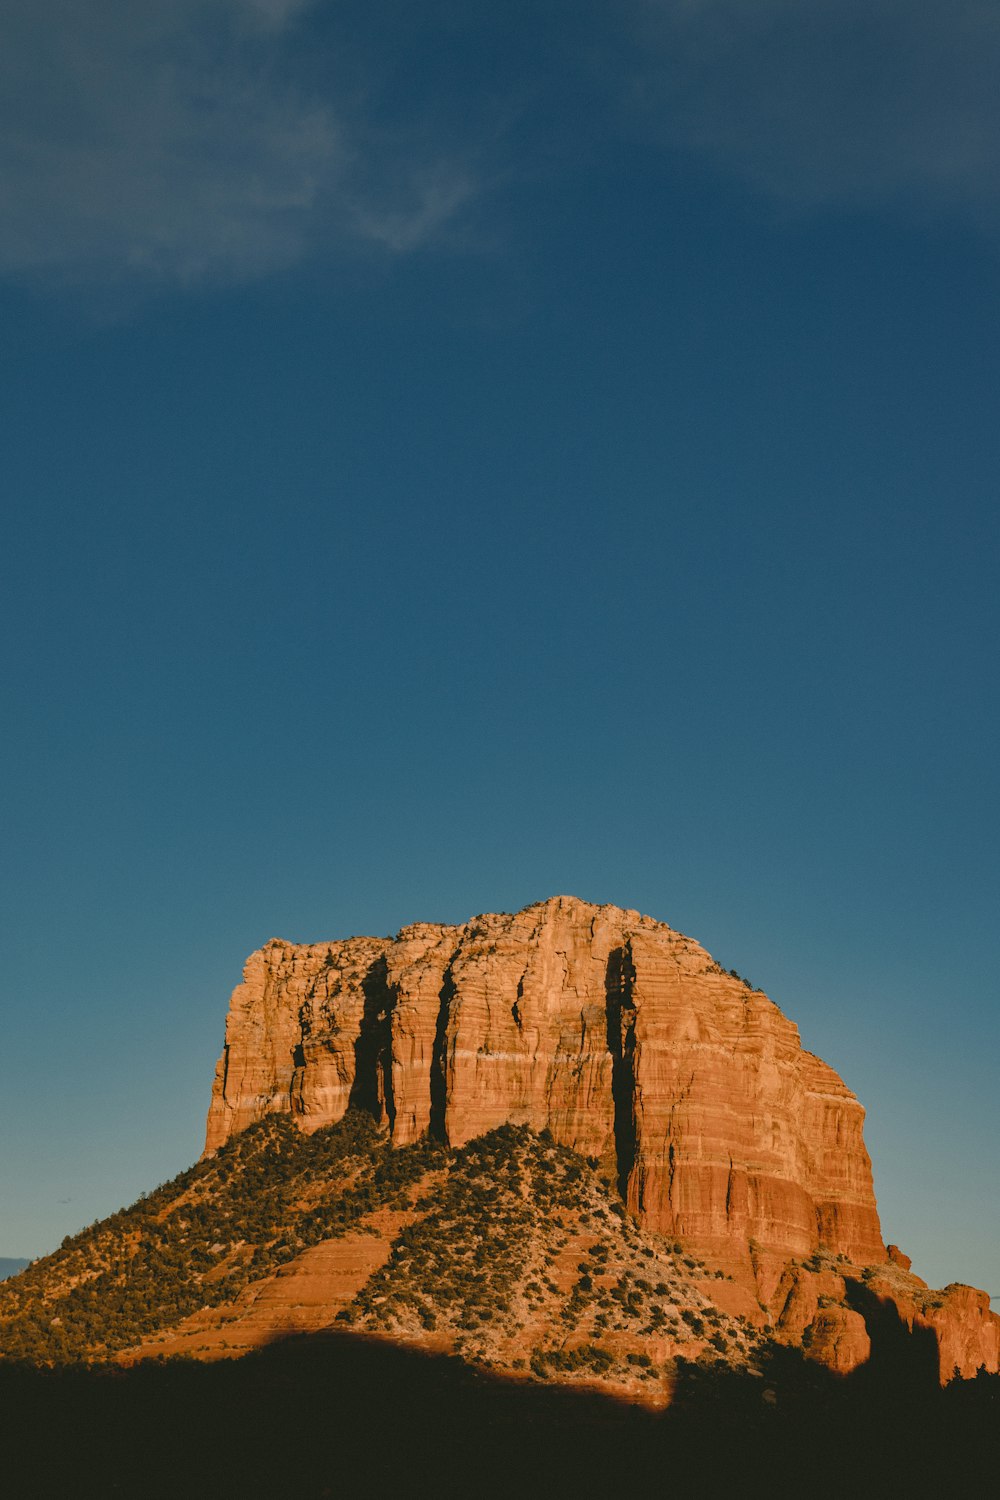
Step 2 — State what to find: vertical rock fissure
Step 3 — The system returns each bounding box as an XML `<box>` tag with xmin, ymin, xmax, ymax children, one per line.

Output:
<box><xmin>429</xmin><ymin>963</ymin><xmax>457</xmax><ymax>1143</ymax></box>
<box><xmin>349</xmin><ymin>954</ymin><xmax>396</xmax><ymax>1132</ymax></box>
<box><xmin>289</xmin><ymin>1032</ymin><xmax>307</xmax><ymax>1117</ymax></box>
<box><xmin>605</xmin><ymin>943</ymin><xmax>638</xmax><ymax>1202</ymax></box>
<box><xmin>511</xmin><ymin>974</ymin><xmax>524</xmax><ymax>1029</ymax></box>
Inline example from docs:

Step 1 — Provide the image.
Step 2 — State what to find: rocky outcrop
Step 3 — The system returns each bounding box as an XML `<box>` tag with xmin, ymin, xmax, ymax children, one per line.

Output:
<box><xmin>805</xmin><ymin>1305</ymin><xmax>872</xmax><ymax>1374</ymax></box>
<box><xmin>205</xmin><ymin>936</ymin><xmax>392</xmax><ymax>1154</ymax></box>
<box><xmin>205</xmin><ymin>896</ymin><xmax>884</xmax><ymax>1271</ymax></box>
<box><xmin>855</xmin><ymin>1268</ymin><xmax>1000</xmax><ymax>1382</ymax></box>
<box><xmin>202</xmin><ymin>894</ymin><xmax>999</xmax><ymax>1382</ymax></box>
<box><xmin>768</xmin><ymin>1263</ymin><xmax>873</xmax><ymax>1374</ymax></box>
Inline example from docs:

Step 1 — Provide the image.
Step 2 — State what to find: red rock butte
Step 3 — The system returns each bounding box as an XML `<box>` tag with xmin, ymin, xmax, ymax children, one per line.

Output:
<box><xmin>205</xmin><ymin>894</ymin><xmax>886</xmax><ymax>1289</ymax></box>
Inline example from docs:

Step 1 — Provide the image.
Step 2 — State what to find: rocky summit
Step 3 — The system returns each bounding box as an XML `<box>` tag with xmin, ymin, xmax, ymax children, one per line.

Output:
<box><xmin>206</xmin><ymin>895</ymin><xmax>883</xmax><ymax>1270</ymax></box>
<box><xmin>2</xmin><ymin>896</ymin><xmax>997</xmax><ymax>1403</ymax></box>
<box><xmin>201</xmin><ymin>894</ymin><xmax>996</xmax><ymax>1384</ymax></box>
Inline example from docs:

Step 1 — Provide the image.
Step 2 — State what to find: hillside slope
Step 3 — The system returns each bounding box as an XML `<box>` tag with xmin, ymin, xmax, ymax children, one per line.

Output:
<box><xmin>0</xmin><ymin>1115</ymin><xmax>759</xmax><ymax>1397</ymax></box>
<box><xmin>1</xmin><ymin>1112</ymin><xmax>991</xmax><ymax>1391</ymax></box>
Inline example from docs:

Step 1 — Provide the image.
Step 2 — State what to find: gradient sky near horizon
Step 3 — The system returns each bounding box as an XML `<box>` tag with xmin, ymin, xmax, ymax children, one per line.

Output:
<box><xmin>1</xmin><ymin>2</ymin><xmax>998</xmax><ymax>1302</ymax></box>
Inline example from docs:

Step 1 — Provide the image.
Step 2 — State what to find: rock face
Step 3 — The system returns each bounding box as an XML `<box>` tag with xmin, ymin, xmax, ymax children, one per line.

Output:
<box><xmin>856</xmin><ymin>1269</ymin><xmax>1000</xmax><ymax>1383</ymax></box>
<box><xmin>205</xmin><ymin>895</ymin><xmax>885</xmax><ymax>1275</ymax></box>
<box><xmin>203</xmin><ymin>894</ymin><xmax>1000</xmax><ymax>1382</ymax></box>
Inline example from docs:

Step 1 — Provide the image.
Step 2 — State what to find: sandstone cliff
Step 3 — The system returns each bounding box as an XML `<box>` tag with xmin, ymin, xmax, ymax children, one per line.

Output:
<box><xmin>203</xmin><ymin>895</ymin><xmax>1000</xmax><ymax>1382</ymax></box>
<box><xmin>205</xmin><ymin>895</ymin><xmax>885</xmax><ymax>1277</ymax></box>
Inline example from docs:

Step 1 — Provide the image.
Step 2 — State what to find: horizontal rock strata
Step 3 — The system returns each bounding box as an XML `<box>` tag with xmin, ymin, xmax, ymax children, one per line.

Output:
<box><xmin>205</xmin><ymin>895</ymin><xmax>886</xmax><ymax>1274</ymax></box>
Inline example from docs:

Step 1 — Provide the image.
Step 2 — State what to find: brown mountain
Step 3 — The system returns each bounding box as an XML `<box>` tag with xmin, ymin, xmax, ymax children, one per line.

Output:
<box><xmin>1</xmin><ymin>895</ymin><xmax>995</xmax><ymax>1399</ymax></box>
<box><xmin>204</xmin><ymin>894</ymin><xmax>998</xmax><ymax>1382</ymax></box>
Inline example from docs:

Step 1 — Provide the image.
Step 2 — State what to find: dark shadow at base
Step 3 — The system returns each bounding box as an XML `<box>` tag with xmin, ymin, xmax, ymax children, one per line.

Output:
<box><xmin>844</xmin><ymin>1275</ymin><xmax>942</xmax><ymax>1390</ymax></box>
<box><xmin>2</xmin><ymin>1330</ymin><xmax>998</xmax><ymax>1499</ymax></box>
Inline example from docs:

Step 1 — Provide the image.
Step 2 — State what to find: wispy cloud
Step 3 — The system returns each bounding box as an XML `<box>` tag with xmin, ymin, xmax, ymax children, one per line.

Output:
<box><xmin>0</xmin><ymin>0</ymin><xmax>479</xmax><ymax>287</ymax></box>
<box><xmin>628</xmin><ymin>1</ymin><xmax>1000</xmax><ymax>217</ymax></box>
<box><xmin>6</xmin><ymin>2</ymin><xmax>999</xmax><ymax>293</ymax></box>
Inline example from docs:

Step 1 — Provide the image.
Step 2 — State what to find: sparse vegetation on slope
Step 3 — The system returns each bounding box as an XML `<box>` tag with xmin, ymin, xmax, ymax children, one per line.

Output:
<box><xmin>0</xmin><ymin>1111</ymin><xmax>445</xmax><ymax>1362</ymax></box>
<box><xmin>0</xmin><ymin>1113</ymin><xmax>761</xmax><ymax>1386</ymax></box>
<box><xmin>343</xmin><ymin>1124</ymin><xmax>758</xmax><ymax>1384</ymax></box>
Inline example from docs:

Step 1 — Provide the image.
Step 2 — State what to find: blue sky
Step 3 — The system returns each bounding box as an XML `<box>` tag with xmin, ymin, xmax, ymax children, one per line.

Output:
<box><xmin>1</xmin><ymin>2</ymin><xmax>997</xmax><ymax>1302</ymax></box>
